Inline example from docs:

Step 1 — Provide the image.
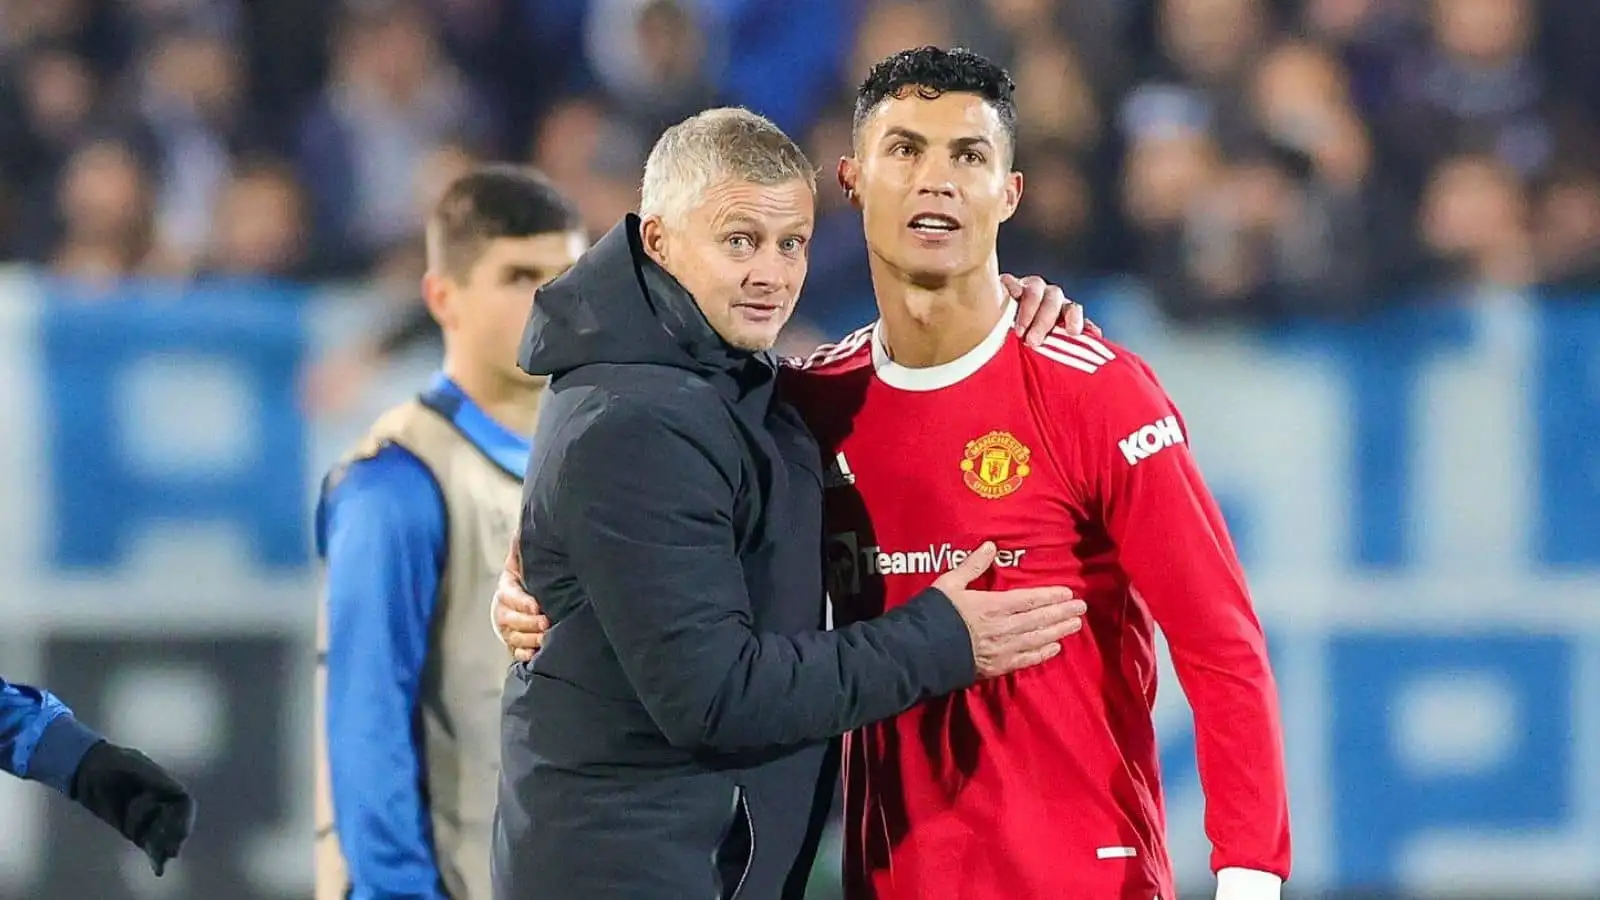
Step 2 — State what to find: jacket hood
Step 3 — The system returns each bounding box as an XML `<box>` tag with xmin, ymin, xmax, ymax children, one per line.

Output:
<box><xmin>518</xmin><ymin>214</ymin><xmax>776</xmax><ymax>392</ymax></box>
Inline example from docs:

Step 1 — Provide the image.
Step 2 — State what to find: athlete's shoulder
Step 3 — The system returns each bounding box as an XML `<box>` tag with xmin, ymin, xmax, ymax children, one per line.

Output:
<box><xmin>779</xmin><ymin>323</ymin><xmax>875</xmax><ymax>379</ymax></box>
<box><xmin>1019</xmin><ymin>328</ymin><xmax>1148</xmax><ymax>387</ymax></box>
<box><xmin>316</xmin><ymin>443</ymin><xmax>444</xmax><ymax>558</ymax></box>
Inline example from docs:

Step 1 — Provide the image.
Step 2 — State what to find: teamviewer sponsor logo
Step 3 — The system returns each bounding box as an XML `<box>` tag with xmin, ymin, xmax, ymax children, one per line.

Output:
<box><xmin>1119</xmin><ymin>415</ymin><xmax>1184</xmax><ymax>466</ymax></box>
<box><xmin>861</xmin><ymin>542</ymin><xmax>1028</xmax><ymax>575</ymax></box>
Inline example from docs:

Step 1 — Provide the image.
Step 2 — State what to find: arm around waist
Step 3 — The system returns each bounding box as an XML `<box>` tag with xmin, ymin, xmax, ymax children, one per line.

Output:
<box><xmin>553</xmin><ymin>398</ymin><xmax>975</xmax><ymax>753</ymax></box>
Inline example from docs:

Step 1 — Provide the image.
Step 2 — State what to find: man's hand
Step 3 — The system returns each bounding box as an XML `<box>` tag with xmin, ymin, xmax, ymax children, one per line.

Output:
<box><xmin>69</xmin><ymin>741</ymin><xmax>196</xmax><ymax>876</ymax></box>
<box><xmin>1002</xmin><ymin>273</ymin><xmax>1102</xmax><ymax>346</ymax></box>
<box><xmin>931</xmin><ymin>542</ymin><xmax>1086</xmax><ymax>678</ymax></box>
<box><xmin>493</xmin><ymin>537</ymin><xmax>549</xmax><ymax>663</ymax></box>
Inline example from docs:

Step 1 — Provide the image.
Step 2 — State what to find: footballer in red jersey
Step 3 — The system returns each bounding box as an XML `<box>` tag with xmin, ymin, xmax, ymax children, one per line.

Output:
<box><xmin>778</xmin><ymin>48</ymin><xmax>1291</xmax><ymax>900</ymax></box>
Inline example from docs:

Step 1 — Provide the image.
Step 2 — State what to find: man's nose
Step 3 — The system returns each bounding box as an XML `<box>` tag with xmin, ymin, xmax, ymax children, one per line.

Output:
<box><xmin>914</xmin><ymin>155</ymin><xmax>957</xmax><ymax>198</ymax></box>
<box><xmin>745</xmin><ymin>248</ymin><xmax>789</xmax><ymax>292</ymax></box>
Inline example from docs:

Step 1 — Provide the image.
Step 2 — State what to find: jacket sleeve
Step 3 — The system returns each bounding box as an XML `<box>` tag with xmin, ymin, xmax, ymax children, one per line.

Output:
<box><xmin>317</xmin><ymin>445</ymin><xmax>451</xmax><ymax>900</ymax></box>
<box><xmin>1077</xmin><ymin>356</ymin><xmax>1292</xmax><ymax>884</ymax></box>
<box><xmin>553</xmin><ymin>400</ymin><xmax>976</xmax><ymax>753</ymax></box>
<box><xmin>1</xmin><ymin>677</ymin><xmax>103</xmax><ymax>794</ymax></box>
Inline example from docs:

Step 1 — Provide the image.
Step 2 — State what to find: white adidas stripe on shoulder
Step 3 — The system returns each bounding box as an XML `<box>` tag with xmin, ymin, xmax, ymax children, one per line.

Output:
<box><xmin>1030</xmin><ymin>330</ymin><xmax>1116</xmax><ymax>374</ymax></box>
<box><xmin>799</xmin><ymin>324</ymin><xmax>873</xmax><ymax>368</ymax></box>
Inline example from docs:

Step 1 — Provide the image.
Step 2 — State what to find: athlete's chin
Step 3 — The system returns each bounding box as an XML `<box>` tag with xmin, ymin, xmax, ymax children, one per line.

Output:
<box><xmin>510</xmin><ymin>369</ymin><xmax>548</xmax><ymax>388</ymax></box>
<box><xmin>894</xmin><ymin>248</ymin><xmax>972</xmax><ymax>286</ymax></box>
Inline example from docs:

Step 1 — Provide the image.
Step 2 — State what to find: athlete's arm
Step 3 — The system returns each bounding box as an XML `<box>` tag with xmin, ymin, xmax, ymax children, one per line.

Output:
<box><xmin>0</xmin><ymin>678</ymin><xmax>101</xmax><ymax>791</ymax></box>
<box><xmin>318</xmin><ymin>447</ymin><xmax>451</xmax><ymax>900</ymax></box>
<box><xmin>1076</xmin><ymin>356</ymin><xmax>1291</xmax><ymax>897</ymax></box>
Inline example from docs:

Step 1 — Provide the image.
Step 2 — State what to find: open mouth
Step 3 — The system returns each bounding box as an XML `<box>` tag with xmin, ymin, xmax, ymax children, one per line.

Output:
<box><xmin>908</xmin><ymin>213</ymin><xmax>961</xmax><ymax>236</ymax></box>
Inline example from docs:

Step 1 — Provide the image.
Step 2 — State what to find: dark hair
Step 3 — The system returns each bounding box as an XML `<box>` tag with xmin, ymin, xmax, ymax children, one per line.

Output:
<box><xmin>427</xmin><ymin>165</ymin><xmax>582</xmax><ymax>278</ymax></box>
<box><xmin>852</xmin><ymin>47</ymin><xmax>1019</xmax><ymax>158</ymax></box>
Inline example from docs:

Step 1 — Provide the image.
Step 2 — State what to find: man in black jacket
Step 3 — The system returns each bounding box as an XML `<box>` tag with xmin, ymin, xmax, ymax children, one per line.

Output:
<box><xmin>492</xmin><ymin>108</ymin><xmax>1083</xmax><ymax>900</ymax></box>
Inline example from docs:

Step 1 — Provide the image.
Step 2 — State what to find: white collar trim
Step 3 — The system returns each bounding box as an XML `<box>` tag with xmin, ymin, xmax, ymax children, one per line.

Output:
<box><xmin>871</xmin><ymin>301</ymin><xmax>1017</xmax><ymax>392</ymax></box>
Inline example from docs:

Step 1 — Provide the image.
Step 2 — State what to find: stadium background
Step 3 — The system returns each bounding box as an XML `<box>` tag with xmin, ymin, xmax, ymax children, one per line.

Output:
<box><xmin>0</xmin><ymin>0</ymin><xmax>1597</xmax><ymax>897</ymax></box>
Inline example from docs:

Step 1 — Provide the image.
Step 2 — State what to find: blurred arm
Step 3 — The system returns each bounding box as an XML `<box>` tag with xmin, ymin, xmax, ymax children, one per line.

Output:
<box><xmin>318</xmin><ymin>445</ymin><xmax>451</xmax><ymax>900</ymax></box>
<box><xmin>0</xmin><ymin>677</ymin><xmax>103</xmax><ymax>794</ymax></box>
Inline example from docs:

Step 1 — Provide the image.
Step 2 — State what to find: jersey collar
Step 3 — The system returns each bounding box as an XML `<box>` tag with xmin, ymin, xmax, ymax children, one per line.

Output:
<box><xmin>871</xmin><ymin>301</ymin><xmax>1016</xmax><ymax>392</ymax></box>
<box><xmin>418</xmin><ymin>373</ymin><xmax>531</xmax><ymax>479</ymax></box>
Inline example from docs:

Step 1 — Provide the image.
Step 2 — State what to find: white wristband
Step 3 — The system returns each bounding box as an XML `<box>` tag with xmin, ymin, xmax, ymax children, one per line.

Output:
<box><xmin>1215</xmin><ymin>867</ymin><xmax>1282</xmax><ymax>900</ymax></box>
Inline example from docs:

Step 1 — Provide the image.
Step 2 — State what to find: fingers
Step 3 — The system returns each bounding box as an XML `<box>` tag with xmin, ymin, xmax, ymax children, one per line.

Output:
<box><xmin>1002</xmin><ymin>641</ymin><xmax>1063</xmax><ymax>673</ymax></box>
<box><xmin>1004</xmin><ymin>273</ymin><xmax>1043</xmax><ymax>342</ymax></box>
<box><xmin>495</xmin><ymin>580</ymin><xmax>540</xmax><ymax>617</ymax></box>
<box><xmin>1021</xmin><ymin>284</ymin><xmax>1067</xmax><ymax>347</ymax></box>
<box><xmin>504</xmin><ymin>531</ymin><xmax>524</xmax><ymax>580</ymax></box>
<box><xmin>986</xmin><ymin>585</ymin><xmax>1077</xmax><ymax>613</ymax></box>
<box><xmin>996</xmin><ymin>598</ymin><xmax>1086</xmax><ymax>636</ymax></box>
<box><xmin>513</xmin><ymin>648</ymin><xmax>536</xmax><ymax>663</ymax></box>
<box><xmin>978</xmin><ymin>614</ymin><xmax>1084</xmax><ymax>678</ymax></box>
<box><xmin>941</xmin><ymin>541</ymin><xmax>997</xmax><ymax>587</ymax></box>
<box><xmin>1061</xmin><ymin>299</ymin><xmax>1085</xmax><ymax>336</ymax></box>
<box><xmin>143</xmin><ymin>798</ymin><xmax>194</xmax><ymax>877</ymax></box>
<box><xmin>503</xmin><ymin>613</ymin><xmax>550</xmax><ymax>651</ymax></box>
<box><xmin>1083</xmin><ymin>316</ymin><xmax>1103</xmax><ymax>338</ymax></box>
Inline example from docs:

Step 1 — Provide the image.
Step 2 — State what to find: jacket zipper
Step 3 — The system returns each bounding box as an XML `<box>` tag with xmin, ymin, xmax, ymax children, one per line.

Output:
<box><xmin>716</xmin><ymin>785</ymin><xmax>755</xmax><ymax>900</ymax></box>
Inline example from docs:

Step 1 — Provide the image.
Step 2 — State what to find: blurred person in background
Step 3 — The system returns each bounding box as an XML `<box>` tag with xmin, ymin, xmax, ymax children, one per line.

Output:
<box><xmin>1001</xmin><ymin>136</ymin><xmax>1096</xmax><ymax>284</ymax></box>
<box><xmin>47</xmin><ymin>134</ymin><xmax>159</xmax><ymax>285</ymax></box>
<box><xmin>1375</xmin><ymin>0</ymin><xmax>1594</xmax><ymax>212</ymax></box>
<box><xmin>299</xmin><ymin>139</ymin><xmax>483</xmax><ymax>415</ymax></box>
<box><xmin>526</xmin><ymin>95</ymin><xmax>645</xmax><ymax>241</ymax></box>
<box><xmin>199</xmin><ymin>158</ymin><xmax>313</xmax><ymax>281</ymax></box>
<box><xmin>1</xmin><ymin>676</ymin><xmax>195</xmax><ymax>877</ymax></box>
<box><xmin>120</xmin><ymin>20</ymin><xmax>260</xmax><ymax>275</ymax></box>
<box><xmin>850</xmin><ymin>0</ymin><xmax>952</xmax><ymax>86</ymax></box>
<box><xmin>297</xmin><ymin>0</ymin><xmax>496</xmax><ymax>274</ymax></box>
<box><xmin>314</xmin><ymin>166</ymin><xmax>586</xmax><ymax>900</ymax></box>
<box><xmin>1532</xmin><ymin>163</ymin><xmax>1600</xmax><ymax>292</ymax></box>
<box><xmin>0</xmin><ymin>43</ymin><xmax>101</xmax><ymax>257</ymax></box>
<box><xmin>1123</xmin><ymin>0</ymin><xmax>1275</xmax><ymax>156</ymax></box>
<box><xmin>584</xmin><ymin>0</ymin><xmax>720</xmax><ymax>136</ymax></box>
<box><xmin>1119</xmin><ymin>35</ymin><xmax>1388</xmax><ymax>322</ymax></box>
<box><xmin>1415</xmin><ymin>152</ymin><xmax>1536</xmax><ymax>293</ymax></box>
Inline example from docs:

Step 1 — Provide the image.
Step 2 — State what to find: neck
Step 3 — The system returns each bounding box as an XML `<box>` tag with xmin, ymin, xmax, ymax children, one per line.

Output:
<box><xmin>441</xmin><ymin>358</ymin><xmax>540</xmax><ymax>435</ymax></box>
<box><xmin>870</xmin><ymin>256</ymin><xmax>1007</xmax><ymax>368</ymax></box>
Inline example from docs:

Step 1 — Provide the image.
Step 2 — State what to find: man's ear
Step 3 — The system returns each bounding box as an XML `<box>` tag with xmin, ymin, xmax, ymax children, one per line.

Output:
<box><xmin>999</xmin><ymin>170</ymin><xmax>1024</xmax><ymax>224</ymax></box>
<box><xmin>421</xmin><ymin>271</ymin><xmax>453</xmax><ymax>329</ymax></box>
<box><xmin>837</xmin><ymin>157</ymin><xmax>862</xmax><ymax>210</ymax></box>
<box><xmin>639</xmin><ymin>214</ymin><xmax>669</xmax><ymax>266</ymax></box>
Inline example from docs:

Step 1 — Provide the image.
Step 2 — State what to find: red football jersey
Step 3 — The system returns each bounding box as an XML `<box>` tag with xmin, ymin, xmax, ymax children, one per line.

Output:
<box><xmin>779</xmin><ymin>305</ymin><xmax>1291</xmax><ymax>900</ymax></box>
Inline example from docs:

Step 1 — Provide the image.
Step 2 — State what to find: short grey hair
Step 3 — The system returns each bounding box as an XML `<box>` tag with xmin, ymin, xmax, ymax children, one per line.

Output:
<box><xmin>639</xmin><ymin>107</ymin><xmax>815</xmax><ymax>223</ymax></box>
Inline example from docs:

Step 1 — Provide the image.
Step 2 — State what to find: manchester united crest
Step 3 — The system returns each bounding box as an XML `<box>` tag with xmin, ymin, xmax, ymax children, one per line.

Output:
<box><xmin>960</xmin><ymin>431</ymin><xmax>1031</xmax><ymax>499</ymax></box>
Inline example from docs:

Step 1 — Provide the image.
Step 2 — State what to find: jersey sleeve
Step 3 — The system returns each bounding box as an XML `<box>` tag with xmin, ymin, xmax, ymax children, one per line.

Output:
<box><xmin>316</xmin><ymin>445</ymin><xmax>451</xmax><ymax>899</ymax></box>
<box><xmin>0</xmin><ymin>677</ymin><xmax>103</xmax><ymax>794</ymax></box>
<box><xmin>1072</xmin><ymin>354</ymin><xmax>1291</xmax><ymax>883</ymax></box>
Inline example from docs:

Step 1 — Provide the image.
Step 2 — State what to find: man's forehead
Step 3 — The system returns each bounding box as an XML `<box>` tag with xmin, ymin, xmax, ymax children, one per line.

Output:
<box><xmin>700</xmin><ymin>178</ymin><xmax>816</xmax><ymax>224</ymax></box>
<box><xmin>482</xmin><ymin>231</ymin><xmax>587</xmax><ymax>265</ymax></box>
<box><xmin>863</xmin><ymin>90</ymin><xmax>1005</xmax><ymax>141</ymax></box>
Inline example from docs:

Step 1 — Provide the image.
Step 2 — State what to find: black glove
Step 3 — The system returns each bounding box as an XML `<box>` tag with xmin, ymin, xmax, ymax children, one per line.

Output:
<box><xmin>69</xmin><ymin>741</ymin><xmax>197</xmax><ymax>876</ymax></box>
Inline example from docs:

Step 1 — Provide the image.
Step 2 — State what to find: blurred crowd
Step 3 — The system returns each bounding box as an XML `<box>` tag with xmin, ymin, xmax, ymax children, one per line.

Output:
<box><xmin>1</xmin><ymin>0</ymin><xmax>1598</xmax><ymax>335</ymax></box>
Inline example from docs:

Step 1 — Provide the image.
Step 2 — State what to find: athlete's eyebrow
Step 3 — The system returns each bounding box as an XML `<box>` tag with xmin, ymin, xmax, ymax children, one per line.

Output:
<box><xmin>881</xmin><ymin>126</ymin><xmax>928</xmax><ymax>148</ymax></box>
